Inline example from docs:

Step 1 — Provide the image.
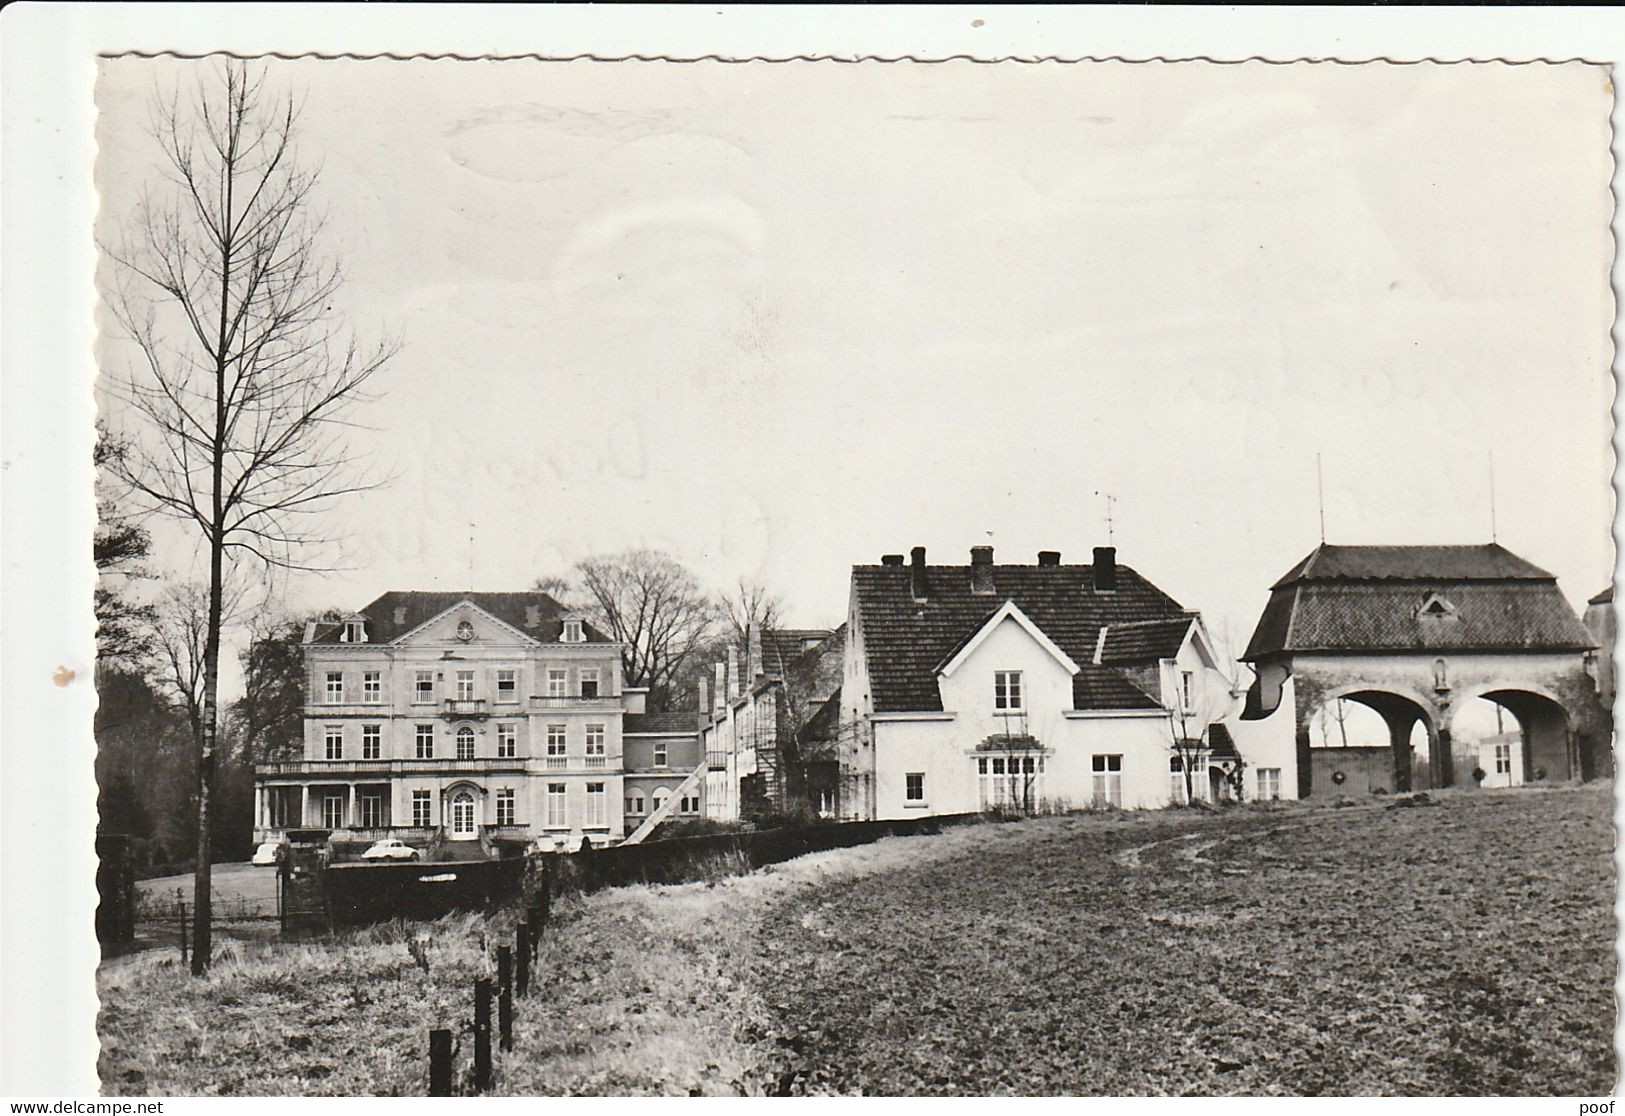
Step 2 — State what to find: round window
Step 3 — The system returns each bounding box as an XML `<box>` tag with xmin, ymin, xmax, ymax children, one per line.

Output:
<box><xmin>456</xmin><ymin>620</ymin><xmax>474</xmax><ymax>641</ymax></box>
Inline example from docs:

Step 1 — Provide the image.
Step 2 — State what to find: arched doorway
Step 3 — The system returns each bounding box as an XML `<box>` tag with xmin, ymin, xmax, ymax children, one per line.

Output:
<box><xmin>1304</xmin><ymin>689</ymin><xmax>1437</xmax><ymax>795</ymax></box>
<box><xmin>449</xmin><ymin>790</ymin><xmax>477</xmax><ymax>839</ymax></box>
<box><xmin>1451</xmin><ymin>689</ymin><xmax>1576</xmax><ymax>787</ymax></box>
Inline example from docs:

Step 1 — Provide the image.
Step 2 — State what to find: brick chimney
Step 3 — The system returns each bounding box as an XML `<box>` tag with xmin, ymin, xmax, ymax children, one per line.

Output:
<box><xmin>1038</xmin><ymin>550</ymin><xmax>1061</xmax><ymax>567</ymax></box>
<box><xmin>970</xmin><ymin>546</ymin><xmax>995</xmax><ymax>594</ymax></box>
<box><xmin>713</xmin><ymin>662</ymin><xmax>727</xmax><ymax>715</ymax></box>
<box><xmin>910</xmin><ymin>546</ymin><xmax>929</xmax><ymax>600</ymax></box>
<box><xmin>698</xmin><ymin>676</ymin><xmax>710</xmax><ymax>718</ymax></box>
<box><xmin>726</xmin><ymin>646</ymin><xmax>740</xmax><ymax>698</ymax></box>
<box><xmin>747</xmin><ymin>621</ymin><xmax>765</xmax><ymax>680</ymax></box>
<box><xmin>393</xmin><ymin>606</ymin><xmax>408</xmax><ymax>626</ymax></box>
<box><xmin>525</xmin><ymin>604</ymin><xmax>542</xmax><ymax>628</ymax></box>
<box><xmin>1093</xmin><ymin>546</ymin><xmax>1118</xmax><ymax>593</ymax></box>
<box><xmin>881</xmin><ymin>553</ymin><xmax>905</xmax><ymax>566</ymax></box>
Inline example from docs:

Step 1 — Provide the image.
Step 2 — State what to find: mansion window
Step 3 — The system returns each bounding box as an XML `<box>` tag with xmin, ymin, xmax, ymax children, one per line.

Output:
<box><xmin>1181</xmin><ymin>670</ymin><xmax>1196</xmax><ymax>712</ymax></box>
<box><xmin>680</xmin><ymin>793</ymin><xmax>700</xmax><ymax>814</ymax></box>
<box><xmin>1170</xmin><ymin>755</ymin><xmax>1204</xmax><ymax>804</ymax></box>
<box><xmin>905</xmin><ymin>772</ymin><xmax>925</xmax><ymax>803</ymax></box>
<box><xmin>325</xmin><ymin>671</ymin><xmax>344</xmax><ymax>704</ymax></box>
<box><xmin>325</xmin><ymin>726</ymin><xmax>343</xmax><ymax>760</ymax></box>
<box><xmin>585</xmin><ymin>782</ymin><xmax>607</xmax><ymax>826</ymax></box>
<box><xmin>363</xmin><ymin>671</ymin><xmax>382</xmax><ymax>703</ymax></box>
<box><xmin>546</xmin><ymin>725</ymin><xmax>567</xmax><ymax>767</ymax></box>
<box><xmin>415</xmin><ymin>671</ymin><xmax>434</xmax><ymax>704</ymax></box>
<box><xmin>1493</xmin><ymin>742</ymin><xmax>1512</xmax><ymax>776</ymax></box>
<box><xmin>362</xmin><ymin>724</ymin><xmax>381</xmax><ymax>760</ymax></box>
<box><xmin>412</xmin><ymin>790</ymin><xmax>432</xmax><ymax>828</ymax></box>
<box><xmin>415</xmin><ymin>724</ymin><xmax>435</xmax><ymax>759</ymax></box>
<box><xmin>563</xmin><ymin>620</ymin><xmax>584</xmax><ymax>643</ymax></box>
<box><xmin>343</xmin><ymin>620</ymin><xmax>367</xmax><ymax>644</ymax></box>
<box><xmin>359</xmin><ymin>794</ymin><xmax>383</xmax><ymax>828</ymax></box>
<box><xmin>457</xmin><ymin>726</ymin><xmax>476</xmax><ymax>761</ymax></box>
<box><xmin>495</xmin><ymin>789</ymin><xmax>515</xmax><ymax>826</ymax></box>
<box><xmin>547</xmin><ymin>669</ymin><xmax>567</xmax><ymax>697</ymax></box>
<box><xmin>456</xmin><ymin>671</ymin><xmax>476</xmax><ymax>701</ymax></box>
<box><xmin>323</xmin><ymin>794</ymin><xmax>346</xmax><ymax>829</ymax></box>
<box><xmin>580</xmin><ymin>668</ymin><xmax>599</xmax><ymax>699</ymax></box>
<box><xmin>626</xmin><ymin>793</ymin><xmax>646</xmax><ymax>815</ymax></box>
<box><xmin>545</xmin><ymin>783</ymin><xmax>567</xmax><ymax>827</ymax></box>
<box><xmin>1257</xmin><ymin>767</ymin><xmax>1282</xmax><ymax>801</ymax></box>
<box><xmin>585</xmin><ymin>724</ymin><xmax>606</xmax><ymax>767</ymax></box>
<box><xmin>1092</xmin><ymin>754</ymin><xmax>1123</xmax><ymax>808</ymax></box>
<box><xmin>994</xmin><ymin>670</ymin><xmax>1023</xmax><ymax>712</ymax></box>
<box><xmin>497</xmin><ymin>669</ymin><xmax>517</xmax><ymax>701</ymax></box>
<box><xmin>497</xmin><ymin>723</ymin><xmax>516</xmax><ymax>758</ymax></box>
<box><xmin>978</xmin><ymin>754</ymin><xmax>1043</xmax><ymax>810</ymax></box>
<box><xmin>653</xmin><ymin>741</ymin><xmax>667</xmax><ymax>768</ymax></box>
<box><xmin>818</xmin><ymin>789</ymin><xmax>835</xmax><ymax>818</ymax></box>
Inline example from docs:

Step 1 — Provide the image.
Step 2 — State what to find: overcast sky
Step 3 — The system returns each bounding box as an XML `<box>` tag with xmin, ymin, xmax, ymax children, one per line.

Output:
<box><xmin>94</xmin><ymin>58</ymin><xmax>1616</xmax><ymax>693</ymax></box>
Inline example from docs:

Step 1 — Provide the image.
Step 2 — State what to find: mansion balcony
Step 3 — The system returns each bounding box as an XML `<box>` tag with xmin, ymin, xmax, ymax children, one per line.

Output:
<box><xmin>440</xmin><ymin>698</ymin><xmax>490</xmax><ymax>720</ymax></box>
<box><xmin>257</xmin><ymin>757</ymin><xmax>530</xmax><ymax>779</ymax></box>
<box><xmin>707</xmin><ymin>751</ymin><xmax>729</xmax><ymax>771</ymax></box>
<box><xmin>528</xmin><ymin>694</ymin><xmax>622</xmax><ymax>711</ymax></box>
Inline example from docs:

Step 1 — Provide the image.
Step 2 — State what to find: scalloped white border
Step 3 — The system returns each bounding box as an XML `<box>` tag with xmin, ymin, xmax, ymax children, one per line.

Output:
<box><xmin>5</xmin><ymin>3</ymin><xmax>1624</xmax><ymax>1099</ymax></box>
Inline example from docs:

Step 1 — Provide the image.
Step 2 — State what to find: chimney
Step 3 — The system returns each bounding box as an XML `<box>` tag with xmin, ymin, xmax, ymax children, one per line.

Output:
<box><xmin>726</xmin><ymin>646</ymin><xmax>740</xmax><ymax>698</ymax></box>
<box><xmin>302</xmin><ymin>620</ymin><xmax>318</xmax><ymax>644</ymax></box>
<box><xmin>881</xmin><ymin>554</ymin><xmax>905</xmax><ymax>567</ymax></box>
<box><xmin>393</xmin><ymin>606</ymin><xmax>407</xmax><ymax>626</ymax></box>
<box><xmin>698</xmin><ymin>676</ymin><xmax>710</xmax><ymax>717</ymax></box>
<box><xmin>713</xmin><ymin>662</ymin><xmax>727</xmax><ymax>715</ymax></box>
<box><xmin>910</xmin><ymin>546</ymin><xmax>929</xmax><ymax>600</ymax></box>
<box><xmin>748</xmin><ymin>621</ymin><xmax>765</xmax><ymax>680</ymax></box>
<box><xmin>1037</xmin><ymin>550</ymin><xmax>1061</xmax><ymax>567</ymax></box>
<box><xmin>1093</xmin><ymin>546</ymin><xmax>1118</xmax><ymax>593</ymax></box>
<box><xmin>525</xmin><ymin>604</ymin><xmax>541</xmax><ymax>628</ymax></box>
<box><xmin>970</xmin><ymin>546</ymin><xmax>995</xmax><ymax>594</ymax></box>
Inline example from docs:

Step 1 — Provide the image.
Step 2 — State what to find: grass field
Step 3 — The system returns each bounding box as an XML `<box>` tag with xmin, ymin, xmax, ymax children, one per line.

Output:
<box><xmin>98</xmin><ymin>783</ymin><xmax>1617</xmax><ymax>1096</ymax></box>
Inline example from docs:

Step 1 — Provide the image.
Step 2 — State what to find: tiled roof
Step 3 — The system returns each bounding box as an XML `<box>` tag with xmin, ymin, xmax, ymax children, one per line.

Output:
<box><xmin>1589</xmin><ymin>586</ymin><xmax>1614</xmax><ymax>607</ymax></box>
<box><xmin>308</xmin><ymin>591</ymin><xmax>612</xmax><ymax>645</ymax></box>
<box><xmin>851</xmin><ymin>561</ymin><xmax>1187</xmax><ymax>713</ymax></box>
<box><xmin>1208</xmin><ymin>722</ymin><xmax>1239</xmax><ymax>760</ymax></box>
<box><xmin>1244</xmin><ymin>545</ymin><xmax>1594</xmax><ymax>660</ymax></box>
<box><xmin>1270</xmin><ymin>543</ymin><xmax>1552</xmax><ymax>589</ymax></box>
<box><xmin>623</xmin><ymin>712</ymin><xmax>702</xmax><ymax>736</ymax></box>
<box><xmin>1098</xmin><ymin>617</ymin><xmax>1196</xmax><ymax>664</ymax></box>
<box><xmin>799</xmin><ymin>688</ymin><xmax>843</xmax><ymax>743</ymax></box>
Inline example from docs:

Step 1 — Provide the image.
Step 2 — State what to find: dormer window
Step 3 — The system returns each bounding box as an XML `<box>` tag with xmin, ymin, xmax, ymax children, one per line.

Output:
<box><xmin>342</xmin><ymin>619</ymin><xmax>367</xmax><ymax>644</ymax></box>
<box><xmin>562</xmin><ymin>619</ymin><xmax>584</xmax><ymax>643</ymax></box>
<box><xmin>1417</xmin><ymin>593</ymin><xmax>1457</xmax><ymax>621</ymax></box>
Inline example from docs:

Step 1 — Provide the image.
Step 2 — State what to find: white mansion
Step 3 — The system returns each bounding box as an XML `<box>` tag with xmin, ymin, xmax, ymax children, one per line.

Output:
<box><xmin>253</xmin><ymin>591</ymin><xmax>704</xmax><ymax>851</ymax></box>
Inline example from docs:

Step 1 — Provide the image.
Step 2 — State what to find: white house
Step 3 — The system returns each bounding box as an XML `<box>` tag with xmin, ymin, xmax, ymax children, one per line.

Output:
<box><xmin>253</xmin><ymin>591</ymin><xmax>704</xmax><ymax>853</ymax></box>
<box><xmin>837</xmin><ymin>546</ymin><xmax>1294</xmax><ymax>819</ymax></box>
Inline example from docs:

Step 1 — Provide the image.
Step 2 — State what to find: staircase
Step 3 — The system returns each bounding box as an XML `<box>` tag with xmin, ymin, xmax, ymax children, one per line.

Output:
<box><xmin>621</xmin><ymin>761</ymin><xmax>707</xmax><ymax>845</ymax></box>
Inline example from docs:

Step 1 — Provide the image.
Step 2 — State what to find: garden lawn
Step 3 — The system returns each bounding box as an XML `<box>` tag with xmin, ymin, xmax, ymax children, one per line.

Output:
<box><xmin>98</xmin><ymin>783</ymin><xmax>1616</xmax><ymax>1096</ymax></box>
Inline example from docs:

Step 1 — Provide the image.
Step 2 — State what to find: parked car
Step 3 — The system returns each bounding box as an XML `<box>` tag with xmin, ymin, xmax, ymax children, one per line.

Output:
<box><xmin>361</xmin><ymin>837</ymin><xmax>420</xmax><ymax>862</ymax></box>
<box><xmin>251</xmin><ymin>841</ymin><xmax>282</xmax><ymax>867</ymax></box>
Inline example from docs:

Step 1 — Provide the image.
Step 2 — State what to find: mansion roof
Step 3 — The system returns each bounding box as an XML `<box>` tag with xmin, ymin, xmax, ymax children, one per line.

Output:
<box><xmin>1243</xmin><ymin>544</ymin><xmax>1594</xmax><ymax>661</ymax></box>
<box><xmin>850</xmin><ymin>557</ymin><xmax>1192</xmax><ymax>714</ymax></box>
<box><xmin>309</xmin><ymin>591</ymin><xmax>613</xmax><ymax>646</ymax></box>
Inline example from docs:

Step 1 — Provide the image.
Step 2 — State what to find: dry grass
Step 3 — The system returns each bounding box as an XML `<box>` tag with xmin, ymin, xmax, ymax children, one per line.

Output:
<box><xmin>98</xmin><ymin>786</ymin><xmax>1614</xmax><ymax>1096</ymax></box>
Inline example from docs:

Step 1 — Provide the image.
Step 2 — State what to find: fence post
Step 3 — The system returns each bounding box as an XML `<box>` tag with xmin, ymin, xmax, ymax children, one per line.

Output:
<box><xmin>497</xmin><ymin>946</ymin><xmax>513</xmax><ymax>1052</ymax></box>
<box><xmin>516</xmin><ymin>924</ymin><xmax>530</xmax><ymax>997</ymax></box>
<box><xmin>177</xmin><ymin>889</ymin><xmax>187</xmax><ymax>965</ymax></box>
<box><xmin>473</xmin><ymin>978</ymin><xmax>493</xmax><ymax>1094</ymax></box>
<box><xmin>428</xmin><ymin>1028</ymin><xmax>453</xmax><ymax>1097</ymax></box>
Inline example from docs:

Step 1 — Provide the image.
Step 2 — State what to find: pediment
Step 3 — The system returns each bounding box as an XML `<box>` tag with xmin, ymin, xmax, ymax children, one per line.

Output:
<box><xmin>392</xmin><ymin>600</ymin><xmax>540</xmax><ymax>648</ymax></box>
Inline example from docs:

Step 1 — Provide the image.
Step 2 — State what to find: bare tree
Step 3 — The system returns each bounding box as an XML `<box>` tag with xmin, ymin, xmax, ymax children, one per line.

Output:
<box><xmin>573</xmin><ymin>550</ymin><xmax>722</xmax><ymax>711</ymax></box>
<box><xmin>721</xmin><ymin>578</ymin><xmax>784</xmax><ymax>648</ymax></box>
<box><xmin>101</xmin><ymin>62</ymin><xmax>393</xmax><ymax>972</ymax></box>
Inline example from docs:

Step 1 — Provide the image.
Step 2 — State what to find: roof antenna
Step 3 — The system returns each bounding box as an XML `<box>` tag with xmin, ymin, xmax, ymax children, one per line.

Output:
<box><xmin>1489</xmin><ymin>450</ymin><xmax>1499</xmax><ymax>543</ymax></box>
<box><xmin>1316</xmin><ymin>454</ymin><xmax>1326</xmax><ymax>544</ymax></box>
<box><xmin>1093</xmin><ymin>490</ymin><xmax>1116</xmax><ymax>545</ymax></box>
<box><xmin>468</xmin><ymin>522</ymin><xmax>476</xmax><ymax>592</ymax></box>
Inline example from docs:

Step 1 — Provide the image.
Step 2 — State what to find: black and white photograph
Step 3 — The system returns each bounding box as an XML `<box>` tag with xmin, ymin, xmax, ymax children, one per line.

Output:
<box><xmin>3</xmin><ymin>6</ymin><xmax>1622</xmax><ymax>1101</ymax></box>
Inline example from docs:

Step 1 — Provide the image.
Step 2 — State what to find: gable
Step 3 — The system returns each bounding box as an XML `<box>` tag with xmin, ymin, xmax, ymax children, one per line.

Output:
<box><xmin>393</xmin><ymin>600</ymin><xmax>540</xmax><ymax>648</ymax></box>
<box><xmin>938</xmin><ymin>601</ymin><xmax>1080</xmax><ymax>679</ymax></box>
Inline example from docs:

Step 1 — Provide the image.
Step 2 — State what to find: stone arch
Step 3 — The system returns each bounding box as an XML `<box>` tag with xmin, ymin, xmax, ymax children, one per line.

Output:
<box><xmin>1473</xmin><ymin>688</ymin><xmax>1578</xmax><ymax>784</ymax></box>
<box><xmin>1299</xmin><ymin>686</ymin><xmax>1439</xmax><ymax>795</ymax></box>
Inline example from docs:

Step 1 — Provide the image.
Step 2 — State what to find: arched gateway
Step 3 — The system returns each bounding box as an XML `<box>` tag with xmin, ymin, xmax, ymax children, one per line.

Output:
<box><xmin>1240</xmin><ymin>543</ymin><xmax>1609</xmax><ymax>798</ymax></box>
